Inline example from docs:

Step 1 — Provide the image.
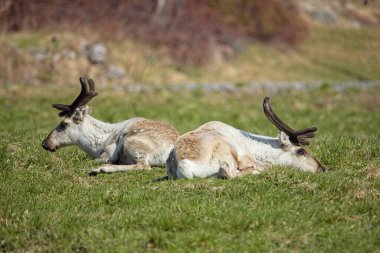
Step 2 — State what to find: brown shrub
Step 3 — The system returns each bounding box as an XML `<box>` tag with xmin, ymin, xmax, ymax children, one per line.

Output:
<box><xmin>0</xmin><ymin>0</ymin><xmax>308</xmax><ymax>64</ymax></box>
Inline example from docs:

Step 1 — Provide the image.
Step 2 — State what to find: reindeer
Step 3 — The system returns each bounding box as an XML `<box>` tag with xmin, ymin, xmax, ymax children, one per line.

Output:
<box><xmin>42</xmin><ymin>77</ymin><xmax>180</xmax><ymax>175</ymax></box>
<box><xmin>166</xmin><ymin>97</ymin><xmax>326</xmax><ymax>179</ymax></box>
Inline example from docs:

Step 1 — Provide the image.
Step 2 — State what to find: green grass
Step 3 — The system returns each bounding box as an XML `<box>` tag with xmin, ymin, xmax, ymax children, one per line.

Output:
<box><xmin>0</xmin><ymin>86</ymin><xmax>379</xmax><ymax>252</ymax></box>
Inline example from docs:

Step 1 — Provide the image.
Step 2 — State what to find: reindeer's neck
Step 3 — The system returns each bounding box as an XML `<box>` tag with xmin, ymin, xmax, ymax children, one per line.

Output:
<box><xmin>239</xmin><ymin>131</ymin><xmax>286</xmax><ymax>166</ymax></box>
<box><xmin>76</xmin><ymin>116</ymin><xmax>119</xmax><ymax>158</ymax></box>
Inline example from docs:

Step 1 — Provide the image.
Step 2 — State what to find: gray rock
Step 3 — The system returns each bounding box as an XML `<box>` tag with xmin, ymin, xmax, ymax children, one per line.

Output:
<box><xmin>25</xmin><ymin>78</ymin><xmax>40</xmax><ymax>86</ymax></box>
<box><xmin>116</xmin><ymin>81</ymin><xmax>380</xmax><ymax>94</ymax></box>
<box><xmin>61</xmin><ymin>49</ymin><xmax>77</xmax><ymax>59</ymax></box>
<box><xmin>84</xmin><ymin>43</ymin><xmax>107</xmax><ymax>64</ymax></box>
<box><xmin>202</xmin><ymin>83</ymin><xmax>236</xmax><ymax>92</ymax></box>
<box><xmin>106</xmin><ymin>65</ymin><xmax>126</xmax><ymax>80</ymax></box>
<box><xmin>28</xmin><ymin>47</ymin><xmax>47</xmax><ymax>62</ymax></box>
<box><xmin>126</xmin><ymin>84</ymin><xmax>150</xmax><ymax>92</ymax></box>
<box><xmin>308</xmin><ymin>8</ymin><xmax>338</xmax><ymax>24</ymax></box>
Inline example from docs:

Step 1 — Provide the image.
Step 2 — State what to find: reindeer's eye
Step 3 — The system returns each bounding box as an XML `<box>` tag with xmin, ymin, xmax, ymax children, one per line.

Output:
<box><xmin>296</xmin><ymin>148</ymin><xmax>306</xmax><ymax>156</ymax></box>
<box><xmin>60</xmin><ymin>122</ymin><xmax>68</xmax><ymax>129</ymax></box>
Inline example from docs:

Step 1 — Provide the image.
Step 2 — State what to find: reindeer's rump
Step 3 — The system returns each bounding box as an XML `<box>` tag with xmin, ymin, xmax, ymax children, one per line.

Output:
<box><xmin>119</xmin><ymin>119</ymin><xmax>180</xmax><ymax>166</ymax></box>
<box><xmin>173</xmin><ymin>121</ymin><xmax>243</xmax><ymax>160</ymax></box>
<box><xmin>167</xmin><ymin>122</ymin><xmax>241</xmax><ymax>179</ymax></box>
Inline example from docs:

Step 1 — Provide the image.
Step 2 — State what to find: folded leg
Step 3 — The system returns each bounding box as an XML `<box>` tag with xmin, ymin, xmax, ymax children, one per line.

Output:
<box><xmin>89</xmin><ymin>163</ymin><xmax>151</xmax><ymax>176</ymax></box>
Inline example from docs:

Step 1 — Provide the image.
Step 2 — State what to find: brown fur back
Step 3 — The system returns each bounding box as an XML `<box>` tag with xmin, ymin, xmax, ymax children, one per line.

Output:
<box><xmin>175</xmin><ymin>128</ymin><xmax>226</xmax><ymax>160</ymax></box>
<box><xmin>125</xmin><ymin>119</ymin><xmax>179</xmax><ymax>143</ymax></box>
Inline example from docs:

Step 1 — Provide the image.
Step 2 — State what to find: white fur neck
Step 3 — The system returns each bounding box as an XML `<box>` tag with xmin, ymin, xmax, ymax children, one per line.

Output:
<box><xmin>240</xmin><ymin>131</ymin><xmax>291</xmax><ymax>167</ymax></box>
<box><xmin>74</xmin><ymin>115</ymin><xmax>116</xmax><ymax>158</ymax></box>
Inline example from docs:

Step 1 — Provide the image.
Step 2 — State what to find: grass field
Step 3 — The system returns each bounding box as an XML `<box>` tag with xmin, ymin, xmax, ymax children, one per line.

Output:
<box><xmin>0</xmin><ymin>84</ymin><xmax>379</xmax><ymax>252</ymax></box>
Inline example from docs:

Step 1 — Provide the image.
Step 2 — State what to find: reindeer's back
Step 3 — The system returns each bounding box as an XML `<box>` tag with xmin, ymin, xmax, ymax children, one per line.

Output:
<box><xmin>173</xmin><ymin>121</ymin><xmax>250</xmax><ymax>162</ymax></box>
<box><xmin>174</xmin><ymin>121</ymin><xmax>237</xmax><ymax>160</ymax></box>
<box><xmin>125</xmin><ymin>119</ymin><xmax>179</xmax><ymax>144</ymax></box>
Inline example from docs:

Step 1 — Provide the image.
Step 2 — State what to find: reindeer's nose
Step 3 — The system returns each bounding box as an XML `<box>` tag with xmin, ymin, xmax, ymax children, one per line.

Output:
<box><xmin>42</xmin><ymin>139</ymin><xmax>56</xmax><ymax>152</ymax></box>
<box><xmin>42</xmin><ymin>139</ymin><xmax>49</xmax><ymax>150</ymax></box>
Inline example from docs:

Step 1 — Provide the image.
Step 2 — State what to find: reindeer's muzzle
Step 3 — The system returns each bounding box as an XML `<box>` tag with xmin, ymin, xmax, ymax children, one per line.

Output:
<box><xmin>42</xmin><ymin>139</ymin><xmax>57</xmax><ymax>152</ymax></box>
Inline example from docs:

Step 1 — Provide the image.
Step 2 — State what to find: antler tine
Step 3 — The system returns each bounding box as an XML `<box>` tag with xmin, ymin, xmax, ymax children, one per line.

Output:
<box><xmin>52</xmin><ymin>77</ymin><xmax>98</xmax><ymax>117</ymax></box>
<box><xmin>76</xmin><ymin>78</ymin><xmax>98</xmax><ymax>108</ymax></box>
<box><xmin>263</xmin><ymin>97</ymin><xmax>317</xmax><ymax>146</ymax></box>
<box><xmin>263</xmin><ymin>97</ymin><xmax>294</xmax><ymax>135</ymax></box>
<box><xmin>69</xmin><ymin>77</ymin><xmax>90</xmax><ymax>109</ymax></box>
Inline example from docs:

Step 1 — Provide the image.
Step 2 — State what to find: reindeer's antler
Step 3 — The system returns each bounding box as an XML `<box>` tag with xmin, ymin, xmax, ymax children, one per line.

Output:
<box><xmin>263</xmin><ymin>97</ymin><xmax>317</xmax><ymax>146</ymax></box>
<box><xmin>53</xmin><ymin>77</ymin><xmax>98</xmax><ymax>117</ymax></box>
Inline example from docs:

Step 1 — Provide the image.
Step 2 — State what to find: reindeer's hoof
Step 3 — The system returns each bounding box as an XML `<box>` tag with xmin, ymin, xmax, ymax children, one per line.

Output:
<box><xmin>89</xmin><ymin>171</ymin><xmax>98</xmax><ymax>176</ymax></box>
<box><xmin>89</xmin><ymin>169</ymin><xmax>100</xmax><ymax>176</ymax></box>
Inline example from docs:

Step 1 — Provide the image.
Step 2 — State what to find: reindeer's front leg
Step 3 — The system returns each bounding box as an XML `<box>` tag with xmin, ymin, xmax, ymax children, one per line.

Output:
<box><xmin>236</xmin><ymin>155</ymin><xmax>267</xmax><ymax>176</ymax></box>
<box><xmin>89</xmin><ymin>135</ymin><xmax>154</xmax><ymax>176</ymax></box>
<box><xmin>93</xmin><ymin>136</ymin><xmax>123</xmax><ymax>164</ymax></box>
<box><xmin>94</xmin><ymin>152</ymin><xmax>112</xmax><ymax>163</ymax></box>
<box><xmin>89</xmin><ymin>163</ymin><xmax>151</xmax><ymax>176</ymax></box>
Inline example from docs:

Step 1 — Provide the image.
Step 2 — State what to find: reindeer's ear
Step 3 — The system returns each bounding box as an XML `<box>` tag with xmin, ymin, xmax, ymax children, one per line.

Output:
<box><xmin>85</xmin><ymin>106</ymin><xmax>92</xmax><ymax>115</ymax></box>
<box><xmin>279</xmin><ymin>132</ymin><xmax>292</xmax><ymax>150</ymax></box>
<box><xmin>73</xmin><ymin>106</ymin><xmax>90</xmax><ymax>123</ymax></box>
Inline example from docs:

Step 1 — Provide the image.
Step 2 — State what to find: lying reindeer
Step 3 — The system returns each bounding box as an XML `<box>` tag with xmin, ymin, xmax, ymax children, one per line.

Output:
<box><xmin>166</xmin><ymin>97</ymin><xmax>326</xmax><ymax>179</ymax></box>
<box><xmin>42</xmin><ymin>77</ymin><xmax>179</xmax><ymax>175</ymax></box>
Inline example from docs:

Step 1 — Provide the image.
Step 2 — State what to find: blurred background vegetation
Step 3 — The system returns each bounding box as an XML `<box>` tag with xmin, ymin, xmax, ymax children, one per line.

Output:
<box><xmin>0</xmin><ymin>0</ymin><xmax>379</xmax><ymax>86</ymax></box>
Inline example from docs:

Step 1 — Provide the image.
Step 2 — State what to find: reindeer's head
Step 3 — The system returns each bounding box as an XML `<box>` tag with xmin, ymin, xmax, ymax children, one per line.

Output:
<box><xmin>263</xmin><ymin>97</ymin><xmax>326</xmax><ymax>172</ymax></box>
<box><xmin>42</xmin><ymin>77</ymin><xmax>98</xmax><ymax>152</ymax></box>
